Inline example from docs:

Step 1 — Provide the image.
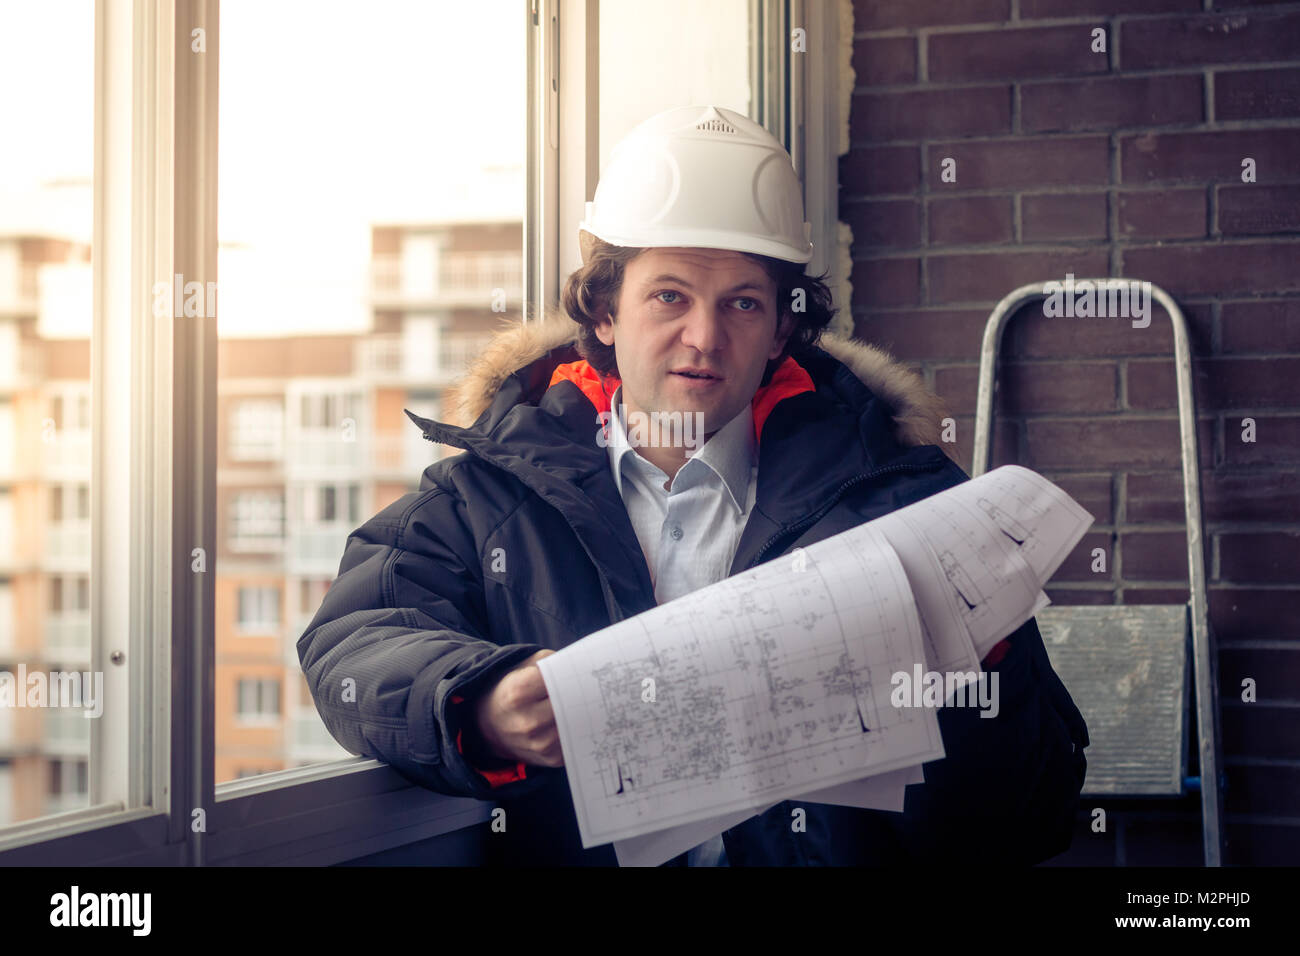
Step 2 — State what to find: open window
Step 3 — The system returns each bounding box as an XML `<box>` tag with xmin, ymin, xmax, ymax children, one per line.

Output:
<box><xmin>0</xmin><ymin>0</ymin><xmax>837</xmax><ymax>865</ymax></box>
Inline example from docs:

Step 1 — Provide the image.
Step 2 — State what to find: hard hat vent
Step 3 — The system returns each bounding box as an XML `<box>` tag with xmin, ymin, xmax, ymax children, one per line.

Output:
<box><xmin>696</xmin><ymin>117</ymin><xmax>737</xmax><ymax>135</ymax></box>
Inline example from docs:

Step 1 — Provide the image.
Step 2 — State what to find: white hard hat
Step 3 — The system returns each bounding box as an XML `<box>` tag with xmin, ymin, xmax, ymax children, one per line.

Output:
<box><xmin>579</xmin><ymin>104</ymin><xmax>813</xmax><ymax>265</ymax></box>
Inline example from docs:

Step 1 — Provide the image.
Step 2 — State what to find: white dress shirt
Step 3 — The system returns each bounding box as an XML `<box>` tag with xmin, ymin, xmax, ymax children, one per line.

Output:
<box><xmin>605</xmin><ymin>385</ymin><xmax>758</xmax><ymax>605</ymax></box>
<box><xmin>604</xmin><ymin>384</ymin><xmax>757</xmax><ymax>865</ymax></box>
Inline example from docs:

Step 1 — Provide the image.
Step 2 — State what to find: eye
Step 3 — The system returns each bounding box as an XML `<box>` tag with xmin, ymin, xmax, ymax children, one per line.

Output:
<box><xmin>654</xmin><ymin>290</ymin><xmax>683</xmax><ymax>305</ymax></box>
<box><xmin>733</xmin><ymin>297</ymin><xmax>760</xmax><ymax>312</ymax></box>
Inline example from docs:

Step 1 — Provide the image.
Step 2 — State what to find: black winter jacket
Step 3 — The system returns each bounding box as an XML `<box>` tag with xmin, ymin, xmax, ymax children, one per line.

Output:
<box><xmin>297</xmin><ymin>315</ymin><xmax>1090</xmax><ymax>866</ymax></box>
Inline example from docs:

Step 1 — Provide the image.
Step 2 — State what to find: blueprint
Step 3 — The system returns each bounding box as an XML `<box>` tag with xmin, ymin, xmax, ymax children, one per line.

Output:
<box><xmin>538</xmin><ymin>523</ymin><xmax>943</xmax><ymax>848</ymax></box>
<box><xmin>536</xmin><ymin>465</ymin><xmax>1093</xmax><ymax>858</ymax></box>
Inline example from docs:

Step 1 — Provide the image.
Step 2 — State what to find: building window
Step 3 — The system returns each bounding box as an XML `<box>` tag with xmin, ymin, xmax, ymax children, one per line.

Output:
<box><xmin>48</xmin><ymin>758</ymin><xmax>89</xmax><ymax>796</ymax></box>
<box><xmin>230</xmin><ymin>399</ymin><xmax>284</xmax><ymax>461</ymax></box>
<box><xmin>294</xmin><ymin>483</ymin><xmax>362</xmax><ymax>524</ymax></box>
<box><xmin>236</xmin><ymin>678</ymin><xmax>281</xmax><ymax>722</ymax></box>
<box><xmin>50</xmin><ymin>485</ymin><xmax>91</xmax><ymax>523</ymax></box>
<box><xmin>236</xmin><ymin>586</ymin><xmax>280</xmax><ymax>634</ymax></box>
<box><xmin>297</xmin><ymin>577</ymin><xmax>331</xmax><ymax>629</ymax></box>
<box><xmin>49</xmin><ymin>575</ymin><xmax>90</xmax><ymax>614</ymax></box>
<box><xmin>47</xmin><ymin>392</ymin><xmax>90</xmax><ymax>432</ymax></box>
<box><xmin>229</xmin><ymin>491</ymin><xmax>285</xmax><ymax>551</ymax></box>
<box><xmin>300</xmin><ymin>393</ymin><xmax>358</xmax><ymax>430</ymax></box>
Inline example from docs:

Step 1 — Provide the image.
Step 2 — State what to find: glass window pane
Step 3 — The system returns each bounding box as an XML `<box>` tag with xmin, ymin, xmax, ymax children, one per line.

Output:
<box><xmin>0</xmin><ymin>1</ymin><xmax>95</xmax><ymax>825</ymax></box>
<box><xmin>215</xmin><ymin>0</ymin><xmax>525</xmax><ymax>782</ymax></box>
<box><xmin>599</xmin><ymin>0</ymin><xmax>755</xmax><ymax>169</ymax></box>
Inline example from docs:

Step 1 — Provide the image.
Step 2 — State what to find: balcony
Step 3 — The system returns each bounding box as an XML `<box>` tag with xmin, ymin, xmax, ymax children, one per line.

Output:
<box><xmin>286</xmin><ymin>524</ymin><xmax>353</xmax><ymax>576</ymax></box>
<box><xmin>288</xmin><ymin>709</ymin><xmax>352</xmax><ymax>764</ymax></box>
<box><xmin>45</xmin><ymin>706</ymin><xmax>93</xmax><ymax>757</ymax></box>
<box><xmin>369</xmin><ymin>252</ymin><xmax>522</xmax><ymax>309</ymax></box>
<box><xmin>0</xmin><ymin>263</ymin><xmax>40</xmax><ymax>317</ymax></box>
<box><xmin>44</xmin><ymin>612</ymin><xmax>91</xmax><ymax>663</ymax></box>
<box><xmin>440</xmin><ymin>335</ymin><xmax>494</xmax><ymax>375</ymax></box>
<box><xmin>355</xmin><ymin>333</ymin><xmax>494</xmax><ymax>386</ymax></box>
<box><xmin>284</xmin><ymin>429</ymin><xmax>368</xmax><ymax>479</ymax></box>
<box><xmin>371</xmin><ymin>433</ymin><xmax>437</xmax><ymax>480</ymax></box>
<box><xmin>42</xmin><ymin>430</ymin><xmax>92</xmax><ymax>476</ymax></box>
<box><xmin>45</xmin><ymin>522</ymin><xmax>91</xmax><ymax>572</ymax></box>
<box><xmin>0</xmin><ymin>343</ymin><xmax>45</xmax><ymax>392</ymax></box>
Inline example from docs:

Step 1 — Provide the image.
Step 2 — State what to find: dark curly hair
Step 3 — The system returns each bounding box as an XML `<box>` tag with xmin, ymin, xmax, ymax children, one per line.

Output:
<box><xmin>560</xmin><ymin>235</ymin><xmax>838</xmax><ymax>386</ymax></box>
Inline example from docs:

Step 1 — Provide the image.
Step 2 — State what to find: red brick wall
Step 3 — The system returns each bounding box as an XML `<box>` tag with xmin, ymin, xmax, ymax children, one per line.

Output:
<box><xmin>844</xmin><ymin>0</ymin><xmax>1300</xmax><ymax>865</ymax></box>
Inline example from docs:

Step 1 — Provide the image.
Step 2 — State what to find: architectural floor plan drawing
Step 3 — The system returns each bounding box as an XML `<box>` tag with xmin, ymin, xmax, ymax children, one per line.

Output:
<box><xmin>536</xmin><ymin>465</ymin><xmax>1094</xmax><ymax>859</ymax></box>
<box><xmin>539</xmin><ymin>524</ymin><xmax>944</xmax><ymax>848</ymax></box>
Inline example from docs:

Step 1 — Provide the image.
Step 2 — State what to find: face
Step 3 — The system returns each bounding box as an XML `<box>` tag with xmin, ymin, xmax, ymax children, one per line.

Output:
<box><xmin>594</xmin><ymin>247</ymin><xmax>794</xmax><ymax>439</ymax></box>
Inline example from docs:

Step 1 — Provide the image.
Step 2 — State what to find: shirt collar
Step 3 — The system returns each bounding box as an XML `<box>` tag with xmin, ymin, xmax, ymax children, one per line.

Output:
<box><xmin>606</xmin><ymin>384</ymin><xmax>756</xmax><ymax>514</ymax></box>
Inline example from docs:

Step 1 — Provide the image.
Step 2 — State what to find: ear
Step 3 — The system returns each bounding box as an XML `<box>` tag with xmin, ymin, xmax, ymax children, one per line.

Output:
<box><xmin>768</xmin><ymin>308</ymin><xmax>796</xmax><ymax>361</ymax></box>
<box><xmin>594</xmin><ymin>312</ymin><xmax>615</xmax><ymax>347</ymax></box>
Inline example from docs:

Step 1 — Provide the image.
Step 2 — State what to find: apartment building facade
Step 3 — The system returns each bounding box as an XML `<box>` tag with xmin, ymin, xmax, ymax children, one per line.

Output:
<box><xmin>0</xmin><ymin>218</ymin><xmax>522</xmax><ymax>820</ymax></box>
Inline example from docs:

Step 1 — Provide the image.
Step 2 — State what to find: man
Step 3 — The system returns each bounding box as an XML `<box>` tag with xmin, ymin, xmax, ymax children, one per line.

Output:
<box><xmin>298</xmin><ymin>105</ymin><xmax>1088</xmax><ymax>866</ymax></box>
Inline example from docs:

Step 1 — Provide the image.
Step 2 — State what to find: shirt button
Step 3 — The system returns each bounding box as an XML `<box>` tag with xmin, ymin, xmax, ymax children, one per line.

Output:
<box><xmin>670</xmin><ymin>526</ymin><xmax>683</xmax><ymax>540</ymax></box>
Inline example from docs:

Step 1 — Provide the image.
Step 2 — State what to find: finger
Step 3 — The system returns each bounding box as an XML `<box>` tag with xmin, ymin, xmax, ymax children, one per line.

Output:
<box><xmin>517</xmin><ymin>696</ymin><xmax>557</xmax><ymax>734</ymax></box>
<box><xmin>509</xmin><ymin>664</ymin><xmax>552</xmax><ymax>703</ymax></box>
<box><xmin>533</xmin><ymin>734</ymin><xmax>564</xmax><ymax>767</ymax></box>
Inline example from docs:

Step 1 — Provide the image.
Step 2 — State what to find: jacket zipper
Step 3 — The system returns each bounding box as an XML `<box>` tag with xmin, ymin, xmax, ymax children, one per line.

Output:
<box><xmin>746</xmin><ymin>460</ymin><xmax>938</xmax><ymax>570</ymax></box>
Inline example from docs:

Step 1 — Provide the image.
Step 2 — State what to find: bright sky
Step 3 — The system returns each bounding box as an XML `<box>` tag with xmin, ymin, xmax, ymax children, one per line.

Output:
<box><xmin>0</xmin><ymin>0</ymin><xmax>754</xmax><ymax>338</ymax></box>
<box><xmin>0</xmin><ymin>0</ymin><xmax>525</xmax><ymax>337</ymax></box>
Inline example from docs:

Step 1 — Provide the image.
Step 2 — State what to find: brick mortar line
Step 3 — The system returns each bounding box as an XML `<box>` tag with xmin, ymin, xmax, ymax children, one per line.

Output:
<box><xmin>842</xmin><ymin>185</ymin><xmax>1300</xmax><ymax>204</ymax></box>
<box><xmin>1220</xmin><ymin>757</ymin><xmax>1300</xmax><ymax>770</ymax></box>
<box><xmin>945</xmin><ymin>356</ymin><xmax>1300</xmax><ymax>365</ymax></box>
<box><xmin>1113</xmin><ymin>520</ymin><xmax>1125</xmax><ymax>580</ymax></box>
<box><xmin>1117</xmin><ymin>469</ymin><xmax>1129</xmax><ymax>529</ymax></box>
<box><xmin>852</xmin><ymin>304</ymin><xmax>1300</xmax><ymax>316</ymax></box>
<box><xmin>842</xmin><ymin>184</ymin><xmax>1275</xmax><ymax>203</ymax></box>
<box><xmin>1206</xmin><ymin>67</ymin><xmax>1217</xmax><ymax>126</ymax></box>
<box><xmin>853</xmin><ymin>7</ymin><xmax>1300</xmax><ymax>40</ymax></box>
<box><xmin>851</xmin><ymin>60</ymin><xmax>1300</xmax><ymax>94</ymax></box>
<box><xmin>852</xmin><ymin>235</ymin><xmax>1300</xmax><ymax>255</ymax></box>
<box><xmin>1219</xmin><ymin>640</ymin><xmax>1300</xmax><ymax>650</ymax></box>
<box><xmin>848</xmin><ymin>234</ymin><xmax>1300</xmax><ymax>257</ymax></box>
<box><xmin>946</xmin><ymin>409</ymin><xmax>1300</xmax><ymax>418</ymax></box>
<box><xmin>1109</xmin><ymin>132</ymin><xmax>1121</xmax><ymax>273</ymax></box>
<box><xmin>1059</xmin><ymin>527</ymin><xmax>1300</xmax><ymax>539</ymax></box>
<box><xmin>919</xmin><ymin>142</ymin><xmax>929</xmax><ymax>304</ymax></box>
<box><xmin>933</xmin><ymin>358</ymin><xmax>1221</xmax><ymax>367</ymax></box>
<box><xmin>848</xmin><ymin>126</ymin><xmax>1300</xmax><ymax>151</ymax></box>
<box><xmin>847</xmin><ymin>117</ymin><xmax>1300</xmax><ymax>145</ymax></box>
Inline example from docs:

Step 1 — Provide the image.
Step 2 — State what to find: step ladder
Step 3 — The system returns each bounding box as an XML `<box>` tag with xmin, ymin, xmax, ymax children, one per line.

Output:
<box><xmin>970</xmin><ymin>279</ymin><xmax>1225</xmax><ymax>866</ymax></box>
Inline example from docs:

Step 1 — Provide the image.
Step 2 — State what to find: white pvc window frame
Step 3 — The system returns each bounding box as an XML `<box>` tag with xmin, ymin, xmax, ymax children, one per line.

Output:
<box><xmin>0</xmin><ymin>0</ymin><xmax>831</xmax><ymax>866</ymax></box>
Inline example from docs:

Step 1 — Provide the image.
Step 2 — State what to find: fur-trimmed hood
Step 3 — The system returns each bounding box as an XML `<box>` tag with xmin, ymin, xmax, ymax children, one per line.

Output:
<box><xmin>443</xmin><ymin>310</ymin><xmax>953</xmax><ymax>453</ymax></box>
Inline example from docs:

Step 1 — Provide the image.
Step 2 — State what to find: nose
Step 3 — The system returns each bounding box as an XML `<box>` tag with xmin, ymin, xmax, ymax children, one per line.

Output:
<box><xmin>678</xmin><ymin>299</ymin><xmax>727</xmax><ymax>355</ymax></box>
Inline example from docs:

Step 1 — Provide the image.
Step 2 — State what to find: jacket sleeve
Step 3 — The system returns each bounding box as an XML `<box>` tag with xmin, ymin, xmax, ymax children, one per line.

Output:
<box><xmin>295</xmin><ymin>484</ymin><xmax>555</xmax><ymax>801</ymax></box>
<box><xmin>895</xmin><ymin>614</ymin><xmax>1090</xmax><ymax>865</ymax></box>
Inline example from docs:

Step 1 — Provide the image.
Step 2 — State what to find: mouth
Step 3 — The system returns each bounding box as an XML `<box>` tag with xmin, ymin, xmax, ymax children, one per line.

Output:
<box><xmin>670</xmin><ymin>368</ymin><xmax>724</xmax><ymax>382</ymax></box>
